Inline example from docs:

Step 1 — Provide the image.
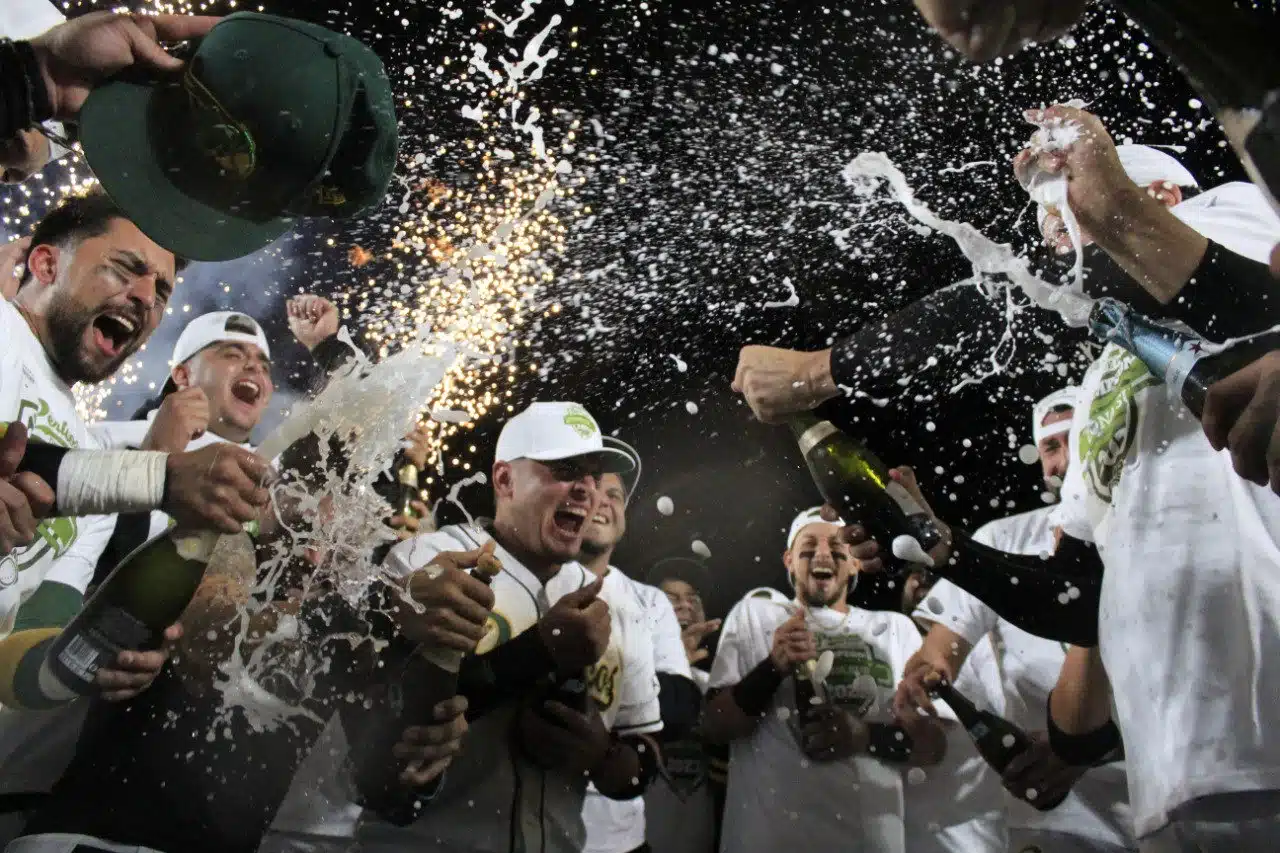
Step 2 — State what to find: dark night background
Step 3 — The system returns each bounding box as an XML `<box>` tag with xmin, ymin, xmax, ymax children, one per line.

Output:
<box><xmin>5</xmin><ymin>0</ymin><xmax>1276</xmax><ymax>619</ymax></box>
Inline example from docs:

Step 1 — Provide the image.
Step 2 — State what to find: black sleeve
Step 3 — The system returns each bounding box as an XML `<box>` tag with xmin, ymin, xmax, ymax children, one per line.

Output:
<box><xmin>1</xmin><ymin>40</ymin><xmax>52</xmax><ymax>141</ymax></box>
<box><xmin>455</xmin><ymin>626</ymin><xmax>559</xmax><ymax>719</ymax></box>
<box><xmin>656</xmin><ymin>672</ymin><xmax>702</xmax><ymax>742</ymax></box>
<box><xmin>307</xmin><ymin>334</ymin><xmax>363</xmax><ymax>396</ymax></box>
<box><xmin>829</xmin><ymin>286</ymin><xmax>993</xmax><ymax>400</ymax></box>
<box><xmin>1163</xmin><ymin>240</ymin><xmax>1280</xmax><ymax>339</ymax></box>
<box><xmin>937</xmin><ymin>529</ymin><xmax>1100</xmax><ymax>646</ymax></box>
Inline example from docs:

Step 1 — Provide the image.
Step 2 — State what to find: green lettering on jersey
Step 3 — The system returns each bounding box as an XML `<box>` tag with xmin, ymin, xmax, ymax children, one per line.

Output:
<box><xmin>1076</xmin><ymin>348</ymin><xmax>1156</xmax><ymax>505</ymax></box>
<box><xmin>815</xmin><ymin>632</ymin><xmax>894</xmax><ymax>716</ymax></box>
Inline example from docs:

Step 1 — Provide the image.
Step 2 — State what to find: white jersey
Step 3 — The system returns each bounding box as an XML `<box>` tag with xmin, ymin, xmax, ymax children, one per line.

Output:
<box><xmin>918</xmin><ymin>508</ymin><xmax>1135</xmax><ymax>847</ymax></box>
<box><xmin>581</xmin><ymin>567</ymin><xmax>692</xmax><ymax>853</ymax></box>
<box><xmin>0</xmin><ymin>300</ymin><xmax>113</xmax><ymax>639</ymax></box>
<box><xmin>709</xmin><ymin>591</ymin><xmax>922</xmax><ymax>853</ymax></box>
<box><xmin>1054</xmin><ymin>343</ymin><xmax>1280</xmax><ymax>839</ymax></box>
<box><xmin>357</xmin><ymin>525</ymin><xmax>661</xmax><ymax>853</ymax></box>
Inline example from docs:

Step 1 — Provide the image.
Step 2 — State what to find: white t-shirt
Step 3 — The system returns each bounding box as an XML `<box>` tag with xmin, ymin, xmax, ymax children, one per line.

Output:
<box><xmin>0</xmin><ymin>300</ymin><xmax>113</xmax><ymax>638</ymax></box>
<box><xmin>921</xmin><ymin>507</ymin><xmax>1135</xmax><ymax>846</ymax></box>
<box><xmin>709</xmin><ymin>591</ymin><xmax>922</xmax><ymax>853</ymax></box>
<box><xmin>581</xmin><ymin>567</ymin><xmax>693</xmax><ymax>853</ymax></box>
<box><xmin>1053</xmin><ymin>344</ymin><xmax>1280</xmax><ymax>838</ymax></box>
<box><xmin>356</xmin><ymin>525</ymin><xmax>661</xmax><ymax>853</ymax></box>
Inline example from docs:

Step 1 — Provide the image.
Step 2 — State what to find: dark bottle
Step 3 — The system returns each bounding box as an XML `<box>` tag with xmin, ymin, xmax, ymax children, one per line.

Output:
<box><xmin>788</xmin><ymin>411</ymin><xmax>943</xmax><ymax>553</ymax></box>
<box><xmin>40</xmin><ymin>528</ymin><xmax>227</xmax><ymax>702</ymax></box>
<box><xmin>1108</xmin><ymin>0</ymin><xmax>1280</xmax><ymax>214</ymax></box>
<box><xmin>1088</xmin><ymin>296</ymin><xmax>1279</xmax><ymax>419</ymax></box>
<box><xmin>351</xmin><ymin>550</ymin><xmax>502</xmax><ymax>821</ymax></box>
<box><xmin>931</xmin><ymin>679</ymin><xmax>1067</xmax><ymax>811</ymax></box>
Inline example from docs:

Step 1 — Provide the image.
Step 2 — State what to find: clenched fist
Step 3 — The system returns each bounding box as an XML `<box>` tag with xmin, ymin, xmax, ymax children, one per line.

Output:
<box><xmin>398</xmin><ymin>543</ymin><xmax>499</xmax><ymax>652</ymax></box>
<box><xmin>540</xmin><ymin>577</ymin><xmax>611</xmax><ymax>674</ymax></box>
<box><xmin>769</xmin><ymin>610</ymin><xmax>816</xmax><ymax>671</ymax></box>
<box><xmin>731</xmin><ymin>345</ymin><xmax>838</xmax><ymax>424</ymax></box>
<box><xmin>287</xmin><ymin>295</ymin><xmax>341</xmax><ymax>352</ymax></box>
<box><xmin>142</xmin><ymin>387</ymin><xmax>210</xmax><ymax>452</ymax></box>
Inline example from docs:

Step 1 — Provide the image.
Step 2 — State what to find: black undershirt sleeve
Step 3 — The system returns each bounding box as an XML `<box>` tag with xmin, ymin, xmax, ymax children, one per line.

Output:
<box><xmin>656</xmin><ymin>672</ymin><xmax>702</xmax><ymax>742</ymax></box>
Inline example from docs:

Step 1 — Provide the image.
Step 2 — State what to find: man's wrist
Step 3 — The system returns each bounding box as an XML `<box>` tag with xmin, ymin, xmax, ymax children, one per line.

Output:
<box><xmin>805</xmin><ymin>349</ymin><xmax>837</xmax><ymax>403</ymax></box>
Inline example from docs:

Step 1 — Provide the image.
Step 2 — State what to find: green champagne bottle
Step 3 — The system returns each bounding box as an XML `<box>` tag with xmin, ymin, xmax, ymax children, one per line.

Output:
<box><xmin>39</xmin><ymin>527</ymin><xmax>231</xmax><ymax>699</ymax></box>
<box><xmin>397</xmin><ymin>463</ymin><xmax>421</xmax><ymax>520</ymax></box>
<box><xmin>788</xmin><ymin>412</ymin><xmax>943</xmax><ymax>553</ymax></box>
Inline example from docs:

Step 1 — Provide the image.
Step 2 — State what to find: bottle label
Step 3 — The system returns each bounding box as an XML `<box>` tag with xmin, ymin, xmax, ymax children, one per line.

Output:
<box><xmin>57</xmin><ymin>605</ymin><xmax>152</xmax><ymax>685</ymax></box>
<box><xmin>885</xmin><ymin>481</ymin><xmax>929</xmax><ymax>517</ymax></box>
<box><xmin>1165</xmin><ymin>340</ymin><xmax>1210</xmax><ymax>398</ymax></box>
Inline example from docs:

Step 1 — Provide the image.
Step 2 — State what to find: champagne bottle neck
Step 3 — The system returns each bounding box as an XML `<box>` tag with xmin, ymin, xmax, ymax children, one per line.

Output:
<box><xmin>931</xmin><ymin>680</ymin><xmax>979</xmax><ymax>720</ymax></box>
<box><xmin>1088</xmin><ymin>298</ymin><xmax>1206</xmax><ymax>396</ymax></box>
<box><xmin>792</xmin><ymin>416</ymin><xmax>838</xmax><ymax>456</ymax></box>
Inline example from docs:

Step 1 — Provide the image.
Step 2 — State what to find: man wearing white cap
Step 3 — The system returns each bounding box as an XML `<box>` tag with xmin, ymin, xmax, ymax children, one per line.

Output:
<box><xmin>702</xmin><ymin>507</ymin><xmax>946</xmax><ymax>853</ymax></box>
<box><xmin>574</xmin><ymin>438</ymin><xmax>703</xmax><ymax>853</ymax></box>
<box><xmin>894</xmin><ymin>388</ymin><xmax>1137</xmax><ymax>853</ymax></box>
<box><xmin>358</xmin><ymin>401</ymin><xmax>665</xmax><ymax>853</ymax></box>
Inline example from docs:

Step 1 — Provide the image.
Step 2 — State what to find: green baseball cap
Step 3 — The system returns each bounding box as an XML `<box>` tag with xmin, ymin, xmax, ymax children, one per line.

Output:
<box><xmin>78</xmin><ymin>12</ymin><xmax>399</xmax><ymax>262</ymax></box>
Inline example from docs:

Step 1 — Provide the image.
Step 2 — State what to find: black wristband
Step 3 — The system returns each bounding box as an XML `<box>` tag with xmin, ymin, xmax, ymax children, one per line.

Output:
<box><xmin>866</xmin><ymin>722</ymin><xmax>913</xmax><ymax>763</ymax></box>
<box><xmin>730</xmin><ymin>658</ymin><xmax>784</xmax><ymax>717</ymax></box>
<box><xmin>1045</xmin><ymin>692</ymin><xmax>1124</xmax><ymax>766</ymax></box>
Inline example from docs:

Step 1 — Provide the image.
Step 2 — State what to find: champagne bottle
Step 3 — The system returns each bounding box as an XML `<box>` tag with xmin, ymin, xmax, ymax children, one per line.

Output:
<box><xmin>1108</xmin><ymin>0</ymin><xmax>1280</xmax><ymax>215</ymax></box>
<box><xmin>1088</xmin><ymin>296</ymin><xmax>1279</xmax><ymax>419</ymax></box>
<box><xmin>930</xmin><ymin>679</ymin><xmax>1067</xmax><ymax>810</ymax></box>
<box><xmin>788</xmin><ymin>411</ymin><xmax>943</xmax><ymax>553</ymax></box>
<box><xmin>39</xmin><ymin>528</ymin><xmax>226</xmax><ymax>700</ymax></box>
<box><xmin>351</xmin><ymin>549</ymin><xmax>502</xmax><ymax>818</ymax></box>
<box><xmin>397</xmin><ymin>463</ymin><xmax>420</xmax><ymax>520</ymax></box>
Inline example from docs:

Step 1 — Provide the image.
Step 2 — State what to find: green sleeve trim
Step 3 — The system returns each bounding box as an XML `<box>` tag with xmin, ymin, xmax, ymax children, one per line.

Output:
<box><xmin>13</xmin><ymin>635</ymin><xmax>63</xmax><ymax>710</ymax></box>
<box><xmin>13</xmin><ymin>581</ymin><xmax>84</xmax><ymax>632</ymax></box>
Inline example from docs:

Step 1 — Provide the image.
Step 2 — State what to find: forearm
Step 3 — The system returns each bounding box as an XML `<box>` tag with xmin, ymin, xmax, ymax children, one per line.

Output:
<box><xmin>1091</xmin><ymin>187</ymin><xmax>1208</xmax><ymax>305</ymax></box>
<box><xmin>702</xmin><ymin>658</ymin><xmax>784</xmax><ymax>743</ymax></box>
<box><xmin>1049</xmin><ymin>646</ymin><xmax>1112</xmax><ymax>734</ymax></box>
<box><xmin>0</xmin><ymin>40</ymin><xmax>52</xmax><ymax>140</ymax></box>
<box><xmin>908</xmin><ymin>627</ymin><xmax>973</xmax><ymax>684</ymax></box>
<box><xmin>656</xmin><ymin>672</ymin><xmax>702</xmax><ymax>742</ymax></box>
<box><xmin>1161</xmin><ymin>241</ymin><xmax>1280</xmax><ymax>338</ymax></box>
<box><xmin>10</xmin><ymin>440</ymin><xmax>167</xmax><ymax>517</ymax></box>
<box><xmin>937</xmin><ymin>529</ymin><xmax>1100</xmax><ymax>646</ymax></box>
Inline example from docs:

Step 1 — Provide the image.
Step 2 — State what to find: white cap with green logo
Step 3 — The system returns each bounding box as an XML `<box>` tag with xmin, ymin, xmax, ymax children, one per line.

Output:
<box><xmin>495</xmin><ymin>402</ymin><xmax>635</xmax><ymax>473</ymax></box>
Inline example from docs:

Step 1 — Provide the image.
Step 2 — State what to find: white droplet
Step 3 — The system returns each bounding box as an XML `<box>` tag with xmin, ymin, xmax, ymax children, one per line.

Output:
<box><xmin>1040</xmin><ymin>491</ymin><xmax>1057</xmax><ymax>504</ymax></box>
<box><xmin>907</xmin><ymin>767</ymin><xmax>928</xmax><ymax>785</ymax></box>
<box><xmin>1057</xmin><ymin>592</ymin><xmax>1071</xmax><ymax>605</ymax></box>
<box><xmin>1067</xmin><ymin>585</ymin><xmax>1081</xmax><ymax>600</ymax></box>
<box><xmin>892</xmin><ymin>535</ymin><xmax>935</xmax><ymax>567</ymax></box>
<box><xmin>925</xmin><ymin>421</ymin><xmax>936</xmax><ymax>432</ymax></box>
<box><xmin>871</xmin><ymin>620</ymin><xmax>888</xmax><ymax>636</ymax></box>
<box><xmin>927</xmin><ymin>596</ymin><xmax>944</xmax><ymax>615</ymax></box>
<box><xmin>776</xmin><ymin>705</ymin><xmax>792</xmax><ymax>721</ymax></box>
<box><xmin>1189</xmin><ymin>97</ymin><xmax>1203</xmax><ymax>110</ymax></box>
<box><xmin>685</xmin><ymin>401</ymin><xmax>699</xmax><ymax>415</ymax></box>
<box><xmin>551</xmin><ymin>628</ymin><xmax>562</xmax><ymax>636</ymax></box>
<box><xmin>656</xmin><ymin>496</ymin><xmax>675</xmax><ymax>516</ymax></box>
<box><xmin>1002</xmin><ymin>734</ymin><xmax>1017</xmax><ymax>748</ymax></box>
<box><xmin>1025</xmin><ymin>787</ymin><xmax>1039</xmax><ymax>801</ymax></box>
<box><xmin>1010</xmin><ymin>576</ymin><xmax>1020</xmax><ymax>585</ymax></box>
<box><xmin>1018</xmin><ymin>444</ymin><xmax>1040</xmax><ymax>465</ymax></box>
<box><xmin>691</xmin><ymin>539</ymin><xmax>711</xmax><ymax>558</ymax></box>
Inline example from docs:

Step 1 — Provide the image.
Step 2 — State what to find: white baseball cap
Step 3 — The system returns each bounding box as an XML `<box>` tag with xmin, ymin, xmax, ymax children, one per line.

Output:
<box><xmin>787</xmin><ymin>506</ymin><xmax>845</xmax><ymax>550</ymax></box>
<box><xmin>603</xmin><ymin>436</ymin><xmax>642</xmax><ymax>500</ymax></box>
<box><xmin>496</xmin><ymin>402</ymin><xmax>635</xmax><ymax>474</ymax></box>
<box><xmin>1032</xmin><ymin>386</ymin><xmax>1080</xmax><ymax>445</ymax></box>
<box><xmin>171</xmin><ymin>311</ymin><xmax>271</xmax><ymax>368</ymax></box>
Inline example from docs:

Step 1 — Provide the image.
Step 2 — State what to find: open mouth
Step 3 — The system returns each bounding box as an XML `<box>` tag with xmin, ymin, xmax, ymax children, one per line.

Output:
<box><xmin>810</xmin><ymin>567</ymin><xmax>836</xmax><ymax>581</ymax></box>
<box><xmin>231</xmin><ymin>378</ymin><xmax>263</xmax><ymax>406</ymax></box>
<box><xmin>552</xmin><ymin>507</ymin><xmax>587</xmax><ymax>537</ymax></box>
<box><xmin>90</xmin><ymin>310</ymin><xmax>139</xmax><ymax>358</ymax></box>
<box><xmin>589</xmin><ymin>512</ymin><xmax>608</xmax><ymax>526</ymax></box>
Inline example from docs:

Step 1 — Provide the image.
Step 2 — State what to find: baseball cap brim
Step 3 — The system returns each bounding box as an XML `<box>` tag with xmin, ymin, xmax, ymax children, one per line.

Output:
<box><xmin>524</xmin><ymin>446</ymin><xmax>635</xmax><ymax>474</ymax></box>
<box><xmin>79</xmin><ymin>77</ymin><xmax>295</xmax><ymax>262</ymax></box>
<box><xmin>602</xmin><ymin>436</ymin><xmax>641</xmax><ymax>499</ymax></box>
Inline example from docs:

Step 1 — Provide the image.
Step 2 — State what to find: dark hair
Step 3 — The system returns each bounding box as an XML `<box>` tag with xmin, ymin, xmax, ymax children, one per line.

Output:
<box><xmin>20</xmin><ymin>189</ymin><xmax>190</xmax><ymax>286</ymax></box>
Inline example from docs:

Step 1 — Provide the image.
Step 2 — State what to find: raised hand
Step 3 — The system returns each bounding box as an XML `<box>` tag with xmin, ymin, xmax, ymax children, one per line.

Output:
<box><xmin>286</xmin><ymin>295</ymin><xmax>341</xmax><ymax>352</ymax></box>
<box><xmin>397</xmin><ymin>543</ymin><xmax>499</xmax><ymax>652</ymax></box>
<box><xmin>769</xmin><ymin>609</ymin><xmax>816</xmax><ymax>671</ymax></box>
<box><xmin>731</xmin><ymin>345</ymin><xmax>837</xmax><ymax>424</ymax></box>
<box><xmin>30</xmin><ymin>12</ymin><xmax>220</xmax><ymax>120</ymax></box>
<box><xmin>0</xmin><ymin>423</ymin><xmax>55</xmax><ymax>556</ymax></box>
<box><xmin>142</xmin><ymin>386</ymin><xmax>210</xmax><ymax>452</ymax></box>
<box><xmin>912</xmin><ymin>0</ymin><xmax>1090</xmax><ymax>63</ymax></box>
<box><xmin>162</xmin><ymin>443</ymin><xmax>272</xmax><ymax>534</ymax></box>
<box><xmin>0</xmin><ymin>237</ymin><xmax>31</xmax><ymax>298</ymax></box>
<box><xmin>682</xmin><ymin>618</ymin><xmax>722</xmax><ymax>665</ymax></box>
<box><xmin>539</xmin><ymin>577</ymin><xmax>611</xmax><ymax>673</ymax></box>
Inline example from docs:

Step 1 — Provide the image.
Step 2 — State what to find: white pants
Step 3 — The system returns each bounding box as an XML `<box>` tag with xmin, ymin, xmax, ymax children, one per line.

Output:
<box><xmin>1009</xmin><ymin>828</ymin><xmax>1136</xmax><ymax>853</ymax></box>
<box><xmin>1137</xmin><ymin>815</ymin><xmax>1280</xmax><ymax>853</ymax></box>
<box><xmin>5</xmin><ymin>834</ymin><xmax>165</xmax><ymax>853</ymax></box>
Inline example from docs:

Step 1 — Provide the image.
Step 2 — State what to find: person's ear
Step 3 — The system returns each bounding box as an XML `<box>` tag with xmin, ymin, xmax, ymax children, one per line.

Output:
<box><xmin>171</xmin><ymin>364</ymin><xmax>190</xmax><ymax>391</ymax></box>
<box><xmin>493</xmin><ymin>460</ymin><xmax>515</xmax><ymax>501</ymax></box>
<box><xmin>1146</xmin><ymin>180</ymin><xmax>1183</xmax><ymax>209</ymax></box>
<box><xmin>783</xmin><ymin>549</ymin><xmax>795</xmax><ymax>588</ymax></box>
<box><xmin>25</xmin><ymin>243</ymin><xmax>58</xmax><ymax>286</ymax></box>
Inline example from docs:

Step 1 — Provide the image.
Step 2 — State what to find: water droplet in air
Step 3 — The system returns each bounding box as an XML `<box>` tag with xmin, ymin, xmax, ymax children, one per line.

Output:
<box><xmin>1002</xmin><ymin>734</ymin><xmax>1017</xmax><ymax>748</ymax></box>
<box><xmin>1018</xmin><ymin>445</ymin><xmax>1040</xmax><ymax>465</ymax></box>
<box><xmin>907</xmin><ymin>767</ymin><xmax>928</xmax><ymax>785</ymax></box>
<box><xmin>691</xmin><ymin>539</ymin><xmax>711</xmax><ymax>558</ymax></box>
<box><xmin>656</xmin><ymin>496</ymin><xmax>674</xmax><ymax>516</ymax></box>
<box><xmin>685</xmin><ymin>401</ymin><xmax>699</xmax><ymax>414</ymax></box>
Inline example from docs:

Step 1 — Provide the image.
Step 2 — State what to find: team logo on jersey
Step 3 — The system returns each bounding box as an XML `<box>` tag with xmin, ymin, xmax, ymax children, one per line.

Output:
<box><xmin>816</xmin><ymin>633</ymin><xmax>894</xmax><ymax>717</ymax></box>
<box><xmin>0</xmin><ymin>398</ymin><xmax>82</xmax><ymax>586</ymax></box>
<box><xmin>1077</xmin><ymin>348</ymin><xmax>1156</xmax><ymax>505</ymax></box>
<box><xmin>661</xmin><ymin>738</ymin><xmax>709</xmax><ymax>798</ymax></box>
<box><xmin>587</xmin><ymin>641</ymin><xmax>622</xmax><ymax>711</ymax></box>
<box><xmin>475</xmin><ymin>611</ymin><xmax>513</xmax><ymax>655</ymax></box>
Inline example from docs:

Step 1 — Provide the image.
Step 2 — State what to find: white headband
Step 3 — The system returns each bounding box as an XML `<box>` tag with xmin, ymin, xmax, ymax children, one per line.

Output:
<box><xmin>787</xmin><ymin>506</ymin><xmax>845</xmax><ymax>550</ymax></box>
<box><xmin>1032</xmin><ymin>386</ymin><xmax>1079</xmax><ymax>445</ymax></box>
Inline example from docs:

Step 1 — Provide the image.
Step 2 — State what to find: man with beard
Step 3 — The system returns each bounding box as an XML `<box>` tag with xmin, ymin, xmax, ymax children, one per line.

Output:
<box><xmin>574</xmin><ymin>441</ymin><xmax>702</xmax><ymax>853</ymax></box>
<box><xmin>643</xmin><ymin>558</ymin><xmax>722</xmax><ymax>853</ymax></box>
<box><xmin>702</xmin><ymin>508</ymin><xmax>947</xmax><ymax>853</ymax></box>
<box><xmin>358</xmin><ymin>401</ymin><xmax>662</xmax><ymax>853</ymax></box>
<box><xmin>894</xmin><ymin>390</ymin><xmax>1136</xmax><ymax>853</ymax></box>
